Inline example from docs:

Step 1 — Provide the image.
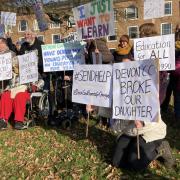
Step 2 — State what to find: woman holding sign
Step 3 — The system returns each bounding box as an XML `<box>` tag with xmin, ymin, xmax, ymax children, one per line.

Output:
<box><xmin>0</xmin><ymin>37</ymin><xmax>30</xmax><ymax>130</ymax></box>
<box><xmin>112</xmin><ymin>23</ymin><xmax>175</xmax><ymax>171</ymax></box>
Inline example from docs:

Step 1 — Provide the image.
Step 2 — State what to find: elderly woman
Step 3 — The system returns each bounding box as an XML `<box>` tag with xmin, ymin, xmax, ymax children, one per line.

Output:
<box><xmin>0</xmin><ymin>37</ymin><xmax>30</xmax><ymax>130</ymax></box>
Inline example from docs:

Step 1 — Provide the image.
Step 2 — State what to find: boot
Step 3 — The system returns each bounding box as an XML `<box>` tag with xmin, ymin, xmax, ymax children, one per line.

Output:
<box><xmin>156</xmin><ymin>140</ymin><xmax>176</xmax><ymax>169</ymax></box>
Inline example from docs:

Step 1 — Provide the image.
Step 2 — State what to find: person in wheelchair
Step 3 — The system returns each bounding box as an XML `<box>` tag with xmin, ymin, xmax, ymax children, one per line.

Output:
<box><xmin>0</xmin><ymin>37</ymin><xmax>30</xmax><ymax>130</ymax></box>
<box><xmin>0</xmin><ymin>37</ymin><xmax>45</xmax><ymax>130</ymax></box>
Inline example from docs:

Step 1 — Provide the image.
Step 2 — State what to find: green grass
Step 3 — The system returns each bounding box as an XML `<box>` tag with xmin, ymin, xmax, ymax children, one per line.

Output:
<box><xmin>0</xmin><ymin>109</ymin><xmax>179</xmax><ymax>180</ymax></box>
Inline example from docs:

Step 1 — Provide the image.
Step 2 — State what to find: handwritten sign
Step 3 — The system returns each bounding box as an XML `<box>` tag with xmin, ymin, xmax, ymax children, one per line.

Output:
<box><xmin>18</xmin><ymin>51</ymin><xmax>38</xmax><ymax>84</ymax></box>
<box><xmin>113</xmin><ymin>59</ymin><xmax>159</xmax><ymax>122</ymax></box>
<box><xmin>72</xmin><ymin>64</ymin><xmax>112</xmax><ymax>107</ymax></box>
<box><xmin>60</xmin><ymin>32</ymin><xmax>79</xmax><ymax>43</ymax></box>
<box><xmin>144</xmin><ymin>0</ymin><xmax>164</xmax><ymax>20</ymax></box>
<box><xmin>72</xmin><ymin>0</ymin><xmax>115</xmax><ymax>40</ymax></box>
<box><xmin>42</xmin><ymin>41</ymin><xmax>85</xmax><ymax>72</ymax></box>
<box><xmin>0</xmin><ymin>53</ymin><xmax>12</xmax><ymax>81</ymax></box>
<box><xmin>134</xmin><ymin>34</ymin><xmax>175</xmax><ymax>71</ymax></box>
<box><xmin>33</xmin><ymin>1</ymin><xmax>48</xmax><ymax>32</ymax></box>
<box><xmin>1</xmin><ymin>12</ymin><xmax>16</xmax><ymax>26</ymax></box>
<box><xmin>92</xmin><ymin>52</ymin><xmax>102</xmax><ymax>64</ymax></box>
<box><xmin>0</xmin><ymin>24</ymin><xmax>5</xmax><ymax>37</ymax></box>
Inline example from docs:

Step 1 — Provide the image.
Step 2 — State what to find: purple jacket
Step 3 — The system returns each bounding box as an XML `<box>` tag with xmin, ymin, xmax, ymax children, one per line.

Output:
<box><xmin>159</xmin><ymin>71</ymin><xmax>169</xmax><ymax>105</ymax></box>
<box><xmin>172</xmin><ymin>58</ymin><xmax>180</xmax><ymax>91</ymax></box>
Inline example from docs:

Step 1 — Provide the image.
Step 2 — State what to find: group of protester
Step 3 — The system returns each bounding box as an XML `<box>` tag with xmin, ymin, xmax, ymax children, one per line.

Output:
<box><xmin>0</xmin><ymin>22</ymin><xmax>178</xmax><ymax>171</ymax></box>
<box><xmin>0</xmin><ymin>29</ymin><xmax>44</xmax><ymax>130</ymax></box>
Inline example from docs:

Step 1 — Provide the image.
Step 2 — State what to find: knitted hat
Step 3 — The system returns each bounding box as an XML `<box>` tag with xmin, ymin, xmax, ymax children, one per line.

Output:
<box><xmin>119</xmin><ymin>35</ymin><xmax>129</xmax><ymax>43</ymax></box>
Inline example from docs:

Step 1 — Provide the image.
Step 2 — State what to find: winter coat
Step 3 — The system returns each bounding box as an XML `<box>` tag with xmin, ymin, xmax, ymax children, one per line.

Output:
<box><xmin>113</xmin><ymin>114</ymin><xmax>166</xmax><ymax>143</ymax></box>
<box><xmin>86</xmin><ymin>38</ymin><xmax>114</xmax><ymax>64</ymax></box>
<box><xmin>172</xmin><ymin>58</ymin><xmax>180</xmax><ymax>92</ymax></box>
<box><xmin>113</xmin><ymin>44</ymin><xmax>133</xmax><ymax>62</ymax></box>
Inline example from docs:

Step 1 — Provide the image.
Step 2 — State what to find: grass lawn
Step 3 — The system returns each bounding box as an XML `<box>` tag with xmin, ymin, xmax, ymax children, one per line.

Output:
<box><xmin>0</xmin><ymin>109</ymin><xmax>179</xmax><ymax>180</ymax></box>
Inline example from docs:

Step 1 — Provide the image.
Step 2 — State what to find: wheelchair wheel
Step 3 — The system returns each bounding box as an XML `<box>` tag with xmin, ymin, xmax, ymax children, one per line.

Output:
<box><xmin>38</xmin><ymin>92</ymin><xmax>49</xmax><ymax>117</ymax></box>
<box><xmin>62</xmin><ymin>119</ymin><xmax>71</xmax><ymax>129</ymax></box>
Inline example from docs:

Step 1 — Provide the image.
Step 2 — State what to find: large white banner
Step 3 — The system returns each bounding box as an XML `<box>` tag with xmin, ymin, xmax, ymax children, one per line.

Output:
<box><xmin>113</xmin><ymin>59</ymin><xmax>159</xmax><ymax>122</ymax></box>
<box><xmin>42</xmin><ymin>41</ymin><xmax>85</xmax><ymax>72</ymax></box>
<box><xmin>1</xmin><ymin>12</ymin><xmax>16</xmax><ymax>26</ymax></box>
<box><xmin>18</xmin><ymin>51</ymin><xmax>38</xmax><ymax>84</ymax></box>
<box><xmin>144</xmin><ymin>0</ymin><xmax>164</xmax><ymax>20</ymax></box>
<box><xmin>72</xmin><ymin>64</ymin><xmax>112</xmax><ymax>107</ymax></box>
<box><xmin>0</xmin><ymin>53</ymin><xmax>12</xmax><ymax>81</ymax></box>
<box><xmin>72</xmin><ymin>0</ymin><xmax>115</xmax><ymax>40</ymax></box>
<box><xmin>134</xmin><ymin>34</ymin><xmax>175</xmax><ymax>71</ymax></box>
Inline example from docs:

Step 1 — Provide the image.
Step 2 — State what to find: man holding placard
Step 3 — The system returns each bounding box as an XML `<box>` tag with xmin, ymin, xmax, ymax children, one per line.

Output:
<box><xmin>19</xmin><ymin>29</ymin><xmax>44</xmax><ymax>74</ymax></box>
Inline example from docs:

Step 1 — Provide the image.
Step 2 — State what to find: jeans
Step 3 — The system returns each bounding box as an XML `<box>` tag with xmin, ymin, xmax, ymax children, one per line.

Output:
<box><xmin>112</xmin><ymin>135</ymin><xmax>162</xmax><ymax>171</ymax></box>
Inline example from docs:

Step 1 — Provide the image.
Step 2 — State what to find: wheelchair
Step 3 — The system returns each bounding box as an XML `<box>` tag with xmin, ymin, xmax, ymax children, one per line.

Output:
<box><xmin>25</xmin><ymin>80</ymin><xmax>52</xmax><ymax>128</ymax></box>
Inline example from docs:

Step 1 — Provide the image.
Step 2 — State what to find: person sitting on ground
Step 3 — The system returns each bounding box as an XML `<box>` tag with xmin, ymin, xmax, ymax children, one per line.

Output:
<box><xmin>112</xmin><ymin>23</ymin><xmax>175</xmax><ymax>171</ymax></box>
<box><xmin>113</xmin><ymin>34</ymin><xmax>133</xmax><ymax>63</ymax></box>
<box><xmin>112</xmin><ymin>58</ymin><xmax>175</xmax><ymax>171</ymax></box>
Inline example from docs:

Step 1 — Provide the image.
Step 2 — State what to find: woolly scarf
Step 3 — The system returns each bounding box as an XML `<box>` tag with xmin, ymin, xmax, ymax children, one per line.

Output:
<box><xmin>175</xmin><ymin>41</ymin><xmax>180</xmax><ymax>49</ymax></box>
<box><xmin>115</xmin><ymin>44</ymin><xmax>132</xmax><ymax>55</ymax></box>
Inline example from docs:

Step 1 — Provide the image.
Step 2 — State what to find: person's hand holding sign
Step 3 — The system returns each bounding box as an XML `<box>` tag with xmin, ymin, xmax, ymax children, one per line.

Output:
<box><xmin>135</xmin><ymin>120</ymin><xmax>144</xmax><ymax>128</ymax></box>
<box><xmin>86</xmin><ymin>104</ymin><xmax>94</xmax><ymax>113</ymax></box>
<box><xmin>64</xmin><ymin>75</ymin><xmax>71</xmax><ymax>81</ymax></box>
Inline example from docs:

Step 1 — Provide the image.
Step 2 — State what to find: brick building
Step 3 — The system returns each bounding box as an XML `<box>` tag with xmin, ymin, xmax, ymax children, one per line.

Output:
<box><xmin>9</xmin><ymin>0</ymin><xmax>180</xmax><ymax>50</ymax></box>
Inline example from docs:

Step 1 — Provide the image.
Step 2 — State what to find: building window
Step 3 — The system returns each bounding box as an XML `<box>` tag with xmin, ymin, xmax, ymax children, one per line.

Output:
<box><xmin>52</xmin><ymin>34</ymin><xmax>61</xmax><ymax>44</ymax></box>
<box><xmin>125</xmin><ymin>6</ymin><xmax>138</xmax><ymax>19</ymax></box>
<box><xmin>67</xmin><ymin>16</ymin><xmax>76</xmax><ymax>28</ymax></box>
<box><xmin>5</xmin><ymin>25</ymin><xmax>13</xmax><ymax>33</ymax></box>
<box><xmin>107</xmin><ymin>28</ymin><xmax>118</xmax><ymax>42</ymax></box>
<box><xmin>114</xmin><ymin>9</ymin><xmax>118</xmax><ymax>21</ymax></box>
<box><xmin>50</xmin><ymin>22</ymin><xmax>60</xmax><ymax>29</ymax></box>
<box><xmin>18</xmin><ymin>20</ymin><xmax>28</xmax><ymax>32</ymax></box>
<box><xmin>128</xmin><ymin>26</ymin><xmax>138</xmax><ymax>39</ymax></box>
<box><xmin>33</xmin><ymin>20</ymin><xmax>39</xmax><ymax>31</ymax></box>
<box><xmin>161</xmin><ymin>23</ymin><xmax>172</xmax><ymax>35</ymax></box>
<box><xmin>164</xmin><ymin>1</ymin><xmax>172</xmax><ymax>15</ymax></box>
<box><xmin>110</xmin><ymin>49</ymin><xmax>115</xmax><ymax>54</ymax></box>
<box><xmin>19</xmin><ymin>37</ymin><xmax>25</xmax><ymax>43</ymax></box>
<box><xmin>37</xmin><ymin>35</ymin><xmax>44</xmax><ymax>42</ymax></box>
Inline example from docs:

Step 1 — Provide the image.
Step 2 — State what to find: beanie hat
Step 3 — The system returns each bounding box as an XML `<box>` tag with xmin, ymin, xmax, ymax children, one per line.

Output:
<box><xmin>119</xmin><ymin>35</ymin><xmax>129</xmax><ymax>43</ymax></box>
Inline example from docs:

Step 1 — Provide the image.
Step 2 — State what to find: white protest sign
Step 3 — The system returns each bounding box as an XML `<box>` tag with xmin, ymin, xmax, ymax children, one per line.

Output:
<box><xmin>134</xmin><ymin>34</ymin><xmax>175</xmax><ymax>71</ymax></box>
<box><xmin>144</xmin><ymin>0</ymin><xmax>164</xmax><ymax>20</ymax></box>
<box><xmin>92</xmin><ymin>52</ymin><xmax>102</xmax><ymax>64</ymax></box>
<box><xmin>72</xmin><ymin>0</ymin><xmax>115</xmax><ymax>40</ymax></box>
<box><xmin>18</xmin><ymin>51</ymin><xmax>38</xmax><ymax>84</ymax></box>
<box><xmin>61</xmin><ymin>32</ymin><xmax>79</xmax><ymax>43</ymax></box>
<box><xmin>42</xmin><ymin>41</ymin><xmax>85</xmax><ymax>72</ymax></box>
<box><xmin>0</xmin><ymin>53</ymin><xmax>12</xmax><ymax>81</ymax></box>
<box><xmin>0</xmin><ymin>24</ymin><xmax>5</xmax><ymax>36</ymax></box>
<box><xmin>72</xmin><ymin>64</ymin><xmax>112</xmax><ymax>107</ymax></box>
<box><xmin>1</xmin><ymin>12</ymin><xmax>16</xmax><ymax>26</ymax></box>
<box><xmin>113</xmin><ymin>59</ymin><xmax>159</xmax><ymax>122</ymax></box>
